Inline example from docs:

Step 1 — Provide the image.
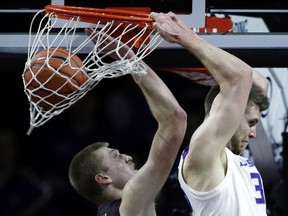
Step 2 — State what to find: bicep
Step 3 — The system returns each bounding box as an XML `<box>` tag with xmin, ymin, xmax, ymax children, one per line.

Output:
<box><xmin>194</xmin><ymin>92</ymin><xmax>242</xmax><ymax>149</ymax></box>
<box><xmin>121</xmin><ymin>125</ymin><xmax>184</xmax><ymax>211</ymax></box>
<box><xmin>120</xmin><ymin>160</ymin><xmax>165</xmax><ymax>214</ymax></box>
<box><xmin>185</xmin><ymin>89</ymin><xmax>246</xmax><ymax>170</ymax></box>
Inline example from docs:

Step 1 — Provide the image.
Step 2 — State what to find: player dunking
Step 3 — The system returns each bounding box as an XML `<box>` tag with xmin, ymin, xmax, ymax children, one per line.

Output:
<box><xmin>68</xmin><ymin>25</ymin><xmax>187</xmax><ymax>215</ymax></box>
<box><xmin>152</xmin><ymin>12</ymin><xmax>270</xmax><ymax>215</ymax></box>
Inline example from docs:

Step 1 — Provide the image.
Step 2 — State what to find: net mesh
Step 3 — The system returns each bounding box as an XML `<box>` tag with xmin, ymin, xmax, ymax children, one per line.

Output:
<box><xmin>23</xmin><ymin>9</ymin><xmax>162</xmax><ymax>135</ymax></box>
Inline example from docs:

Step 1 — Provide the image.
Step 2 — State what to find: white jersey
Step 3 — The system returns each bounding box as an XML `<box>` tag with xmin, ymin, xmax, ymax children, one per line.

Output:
<box><xmin>178</xmin><ymin>147</ymin><xmax>267</xmax><ymax>216</ymax></box>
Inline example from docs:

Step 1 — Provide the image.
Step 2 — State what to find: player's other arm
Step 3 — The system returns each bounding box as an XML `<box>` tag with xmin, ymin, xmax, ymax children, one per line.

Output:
<box><xmin>85</xmin><ymin>28</ymin><xmax>186</xmax><ymax>213</ymax></box>
<box><xmin>121</xmin><ymin>63</ymin><xmax>187</xmax><ymax>214</ymax></box>
<box><xmin>151</xmin><ymin>12</ymin><xmax>253</xmax><ymax>190</ymax></box>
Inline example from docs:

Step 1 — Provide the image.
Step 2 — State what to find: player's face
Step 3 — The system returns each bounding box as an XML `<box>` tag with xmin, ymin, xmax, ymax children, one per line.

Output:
<box><xmin>99</xmin><ymin>147</ymin><xmax>137</xmax><ymax>188</ymax></box>
<box><xmin>228</xmin><ymin>104</ymin><xmax>260</xmax><ymax>155</ymax></box>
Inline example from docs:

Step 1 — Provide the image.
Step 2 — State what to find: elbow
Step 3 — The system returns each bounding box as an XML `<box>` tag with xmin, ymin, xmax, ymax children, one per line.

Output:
<box><xmin>234</xmin><ymin>66</ymin><xmax>253</xmax><ymax>88</ymax></box>
<box><xmin>261</xmin><ymin>77</ymin><xmax>269</xmax><ymax>96</ymax></box>
<box><xmin>252</xmin><ymin>68</ymin><xmax>269</xmax><ymax>96</ymax></box>
<box><xmin>170</xmin><ymin>107</ymin><xmax>187</xmax><ymax>143</ymax></box>
<box><xmin>163</xmin><ymin>105</ymin><xmax>187</xmax><ymax>127</ymax></box>
<box><xmin>219</xmin><ymin>63</ymin><xmax>253</xmax><ymax>89</ymax></box>
<box><xmin>172</xmin><ymin>107</ymin><xmax>188</xmax><ymax>129</ymax></box>
<box><xmin>241</xmin><ymin>66</ymin><xmax>253</xmax><ymax>83</ymax></box>
<box><xmin>175</xmin><ymin>106</ymin><xmax>187</xmax><ymax>123</ymax></box>
<box><xmin>180</xmin><ymin>108</ymin><xmax>188</xmax><ymax>123</ymax></box>
<box><xmin>156</xmin><ymin>104</ymin><xmax>187</xmax><ymax>131</ymax></box>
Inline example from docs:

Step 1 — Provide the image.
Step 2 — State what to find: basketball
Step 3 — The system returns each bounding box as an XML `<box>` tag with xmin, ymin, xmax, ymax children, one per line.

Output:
<box><xmin>23</xmin><ymin>48</ymin><xmax>88</xmax><ymax>110</ymax></box>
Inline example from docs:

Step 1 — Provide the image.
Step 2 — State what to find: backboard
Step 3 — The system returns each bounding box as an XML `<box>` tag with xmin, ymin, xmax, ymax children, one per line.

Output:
<box><xmin>0</xmin><ymin>0</ymin><xmax>287</xmax><ymax>69</ymax></box>
<box><xmin>0</xmin><ymin>0</ymin><xmax>205</xmax><ymax>49</ymax></box>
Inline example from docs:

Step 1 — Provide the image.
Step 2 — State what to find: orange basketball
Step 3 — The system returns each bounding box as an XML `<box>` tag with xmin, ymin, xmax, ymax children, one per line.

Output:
<box><xmin>23</xmin><ymin>48</ymin><xmax>88</xmax><ymax>110</ymax></box>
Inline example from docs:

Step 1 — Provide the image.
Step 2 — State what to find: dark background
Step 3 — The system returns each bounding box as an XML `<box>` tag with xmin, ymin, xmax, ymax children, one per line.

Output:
<box><xmin>0</xmin><ymin>0</ymin><xmax>287</xmax><ymax>215</ymax></box>
<box><xmin>0</xmin><ymin>69</ymin><xmax>210</xmax><ymax>216</ymax></box>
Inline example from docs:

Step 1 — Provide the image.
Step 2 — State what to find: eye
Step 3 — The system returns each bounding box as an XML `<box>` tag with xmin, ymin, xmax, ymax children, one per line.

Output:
<box><xmin>113</xmin><ymin>150</ymin><xmax>121</xmax><ymax>159</ymax></box>
<box><xmin>113</xmin><ymin>152</ymin><xmax>118</xmax><ymax>159</ymax></box>
<box><xmin>249</xmin><ymin>119</ymin><xmax>258</xmax><ymax>127</ymax></box>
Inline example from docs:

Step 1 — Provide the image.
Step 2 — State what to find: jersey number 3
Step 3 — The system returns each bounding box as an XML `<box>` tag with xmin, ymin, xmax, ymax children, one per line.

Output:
<box><xmin>250</xmin><ymin>172</ymin><xmax>266</xmax><ymax>204</ymax></box>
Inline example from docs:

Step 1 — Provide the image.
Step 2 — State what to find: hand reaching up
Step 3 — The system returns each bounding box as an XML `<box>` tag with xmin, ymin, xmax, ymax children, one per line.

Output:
<box><xmin>85</xmin><ymin>28</ymin><xmax>136</xmax><ymax>61</ymax></box>
<box><xmin>150</xmin><ymin>12</ymin><xmax>205</xmax><ymax>46</ymax></box>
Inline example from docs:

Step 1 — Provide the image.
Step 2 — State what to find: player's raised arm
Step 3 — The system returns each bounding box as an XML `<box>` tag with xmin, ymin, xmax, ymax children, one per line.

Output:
<box><xmin>151</xmin><ymin>11</ymin><xmax>253</xmax><ymax>166</ymax></box>
<box><xmin>151</xmin><ymin>12</ymin><xmax>269</xmax><ymax>215</ymax></box>
<box><xmin>82</xmin><ymin>28</ymin><xmax>187</xmax><ymax>216</ymax></box>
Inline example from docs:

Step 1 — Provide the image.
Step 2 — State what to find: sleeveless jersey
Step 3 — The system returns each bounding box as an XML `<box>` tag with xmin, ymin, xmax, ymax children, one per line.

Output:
<box><xmin>97</xmin><ymin>199</ymin><xmax>121</xmax><ymax>216</ymax></box>
<box><xmin>178</xmin><ymin>147</ymin><xmax>267</xmax><ymax>216</ymax></box>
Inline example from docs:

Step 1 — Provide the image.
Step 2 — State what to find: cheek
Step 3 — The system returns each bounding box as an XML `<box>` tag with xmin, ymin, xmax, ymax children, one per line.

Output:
<box><xmin>116</xmin><ymin>163</ymin><xmax>133</xmax><ymax>176</ymax></box>
<box><xmin>239</xmin><ymin>122</ymin><xmax>250</xmax><ymax>136</ymax></box>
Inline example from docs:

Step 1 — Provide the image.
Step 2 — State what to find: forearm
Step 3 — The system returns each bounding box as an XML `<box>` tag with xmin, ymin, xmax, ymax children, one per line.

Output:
<box><xmin>133</xmin><ymin>64</ymin><xmax>185</xmax><ymax>122</ymax></box>
<box><xmin>184</xmin><ymin>36</ymin><xmax>253</xmax><ymax>87</ymax></box>
<box><xmin>150</xmin><ymin>12</ymin><xmax>252</xmax><ymax>87</ymax></box>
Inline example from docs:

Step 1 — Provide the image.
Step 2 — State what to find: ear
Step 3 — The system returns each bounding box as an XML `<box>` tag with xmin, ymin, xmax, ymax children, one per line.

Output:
<box><xmin>95</xmin><ymin>173</ymin><xmax>112</xmax><ymax>186</ymax></box>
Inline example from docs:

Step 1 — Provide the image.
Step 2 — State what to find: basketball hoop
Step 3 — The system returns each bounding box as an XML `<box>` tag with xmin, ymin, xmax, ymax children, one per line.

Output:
<box><xmin>22</xmin><ymin>5</ymin><xmax>162</xmax><ymax>135</ymax></box>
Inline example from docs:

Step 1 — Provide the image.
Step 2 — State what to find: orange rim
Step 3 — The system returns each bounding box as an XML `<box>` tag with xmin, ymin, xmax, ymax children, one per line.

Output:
<box><xmin>44</xmin><ymin>5</ymin><xmax>153</xmax><ymax>26</ymax></box>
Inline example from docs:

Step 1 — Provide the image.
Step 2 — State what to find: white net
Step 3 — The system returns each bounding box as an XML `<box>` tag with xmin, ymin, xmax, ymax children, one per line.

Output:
<box><xmin>22</xmin><ymin>9</ymin><xmax>162</xmax><ymax>135</ymax></box>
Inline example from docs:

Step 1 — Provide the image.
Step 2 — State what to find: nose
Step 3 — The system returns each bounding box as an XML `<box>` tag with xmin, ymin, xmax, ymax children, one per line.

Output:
<box><xmin>125</xmin><ymin>155</ymin><xmax>133</xmax><ymax>163</ymax></box>
<box><xmin>249</xmin><ymin>126</ymin><xmax>257</xmax><ymax>138</ymax></box>
<box><xmin>121</xmin><ymin>154</ymin><xmax>133</xmax><ymax>163</ymax></box>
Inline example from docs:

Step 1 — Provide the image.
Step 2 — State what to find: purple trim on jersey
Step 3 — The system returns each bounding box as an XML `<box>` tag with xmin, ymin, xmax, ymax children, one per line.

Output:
<box><xmin>180</xmin><ymin>146</ymin><xmax>193</xmax><ymax>213</ymax></box>
<box><xmin>182</xmin><ymin>146</ymin><xmax>189</xmax><ymax>159</ymax></box>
